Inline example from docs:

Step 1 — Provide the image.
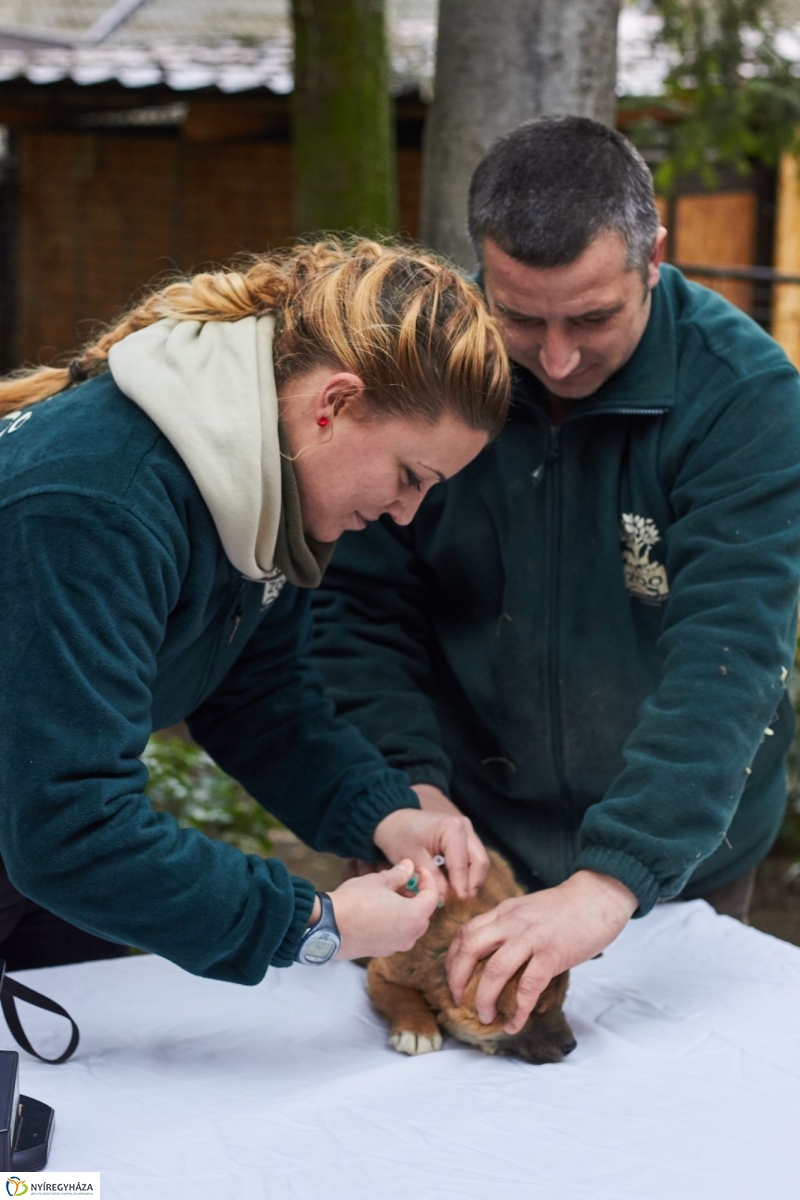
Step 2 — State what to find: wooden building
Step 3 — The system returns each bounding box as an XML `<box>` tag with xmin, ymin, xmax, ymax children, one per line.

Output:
<box><xmin>0</xmin><ymin>0</ymin><xmax>798</xmax><ymax>372</ymax></box>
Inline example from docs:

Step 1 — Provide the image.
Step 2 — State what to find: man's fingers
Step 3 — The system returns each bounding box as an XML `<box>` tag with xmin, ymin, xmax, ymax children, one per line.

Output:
<box><xmin>413</xmin><ymin>850</ymin><xmax>449</xmax><ymax>901</ymax></box>
<box><xmin>445</xmin><ymin>919</ymin><xmax>505</xmax><ymax>1004</ymax></box>
<box><xmin>473</xmin><ymin>945</ymin><xmax>532</xmax><ymax>1025</ymax></box>
<box><xmin>440</xmin><ymin>824</ymin><xmax>471</xmax><ymax>899</ymax></box>
<box><xmin>466</xmin><ymin>829</ymin><xmax>490</xmax><ymax>896</ymax></box>
<box><xmin>504</xmin><ymin>956</ymin><xmax>556</xmax><ymax>1035</ymax></box>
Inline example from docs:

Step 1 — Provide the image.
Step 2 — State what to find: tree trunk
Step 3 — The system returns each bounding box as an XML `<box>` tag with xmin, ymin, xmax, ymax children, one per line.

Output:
<box><xmin>421</xmin><ymin>0</ymin><xmax>621</xmax><ymax>268</ymax></box>
<box><xmin>291</xmin><ymin>0</ymin><xmax>398</xmax><ymax>236</ymax></box>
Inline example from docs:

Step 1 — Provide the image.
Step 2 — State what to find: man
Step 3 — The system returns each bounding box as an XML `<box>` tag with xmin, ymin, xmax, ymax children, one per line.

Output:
<box><xmin>312</xmin><ymin>117</ymin><xmax>800</xmax><ymax>1036</ymax></box>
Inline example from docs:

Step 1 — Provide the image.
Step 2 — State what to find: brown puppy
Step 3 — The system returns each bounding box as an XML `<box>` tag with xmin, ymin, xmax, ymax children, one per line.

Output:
<box><xmin>367</xmin><ymin>849</ymin><xmax>576</xmax><ymax>1063</ymax></box>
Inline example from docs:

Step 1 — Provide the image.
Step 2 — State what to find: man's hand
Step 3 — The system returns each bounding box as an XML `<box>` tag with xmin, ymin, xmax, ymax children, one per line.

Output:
<box><xmin>330</xmin><ymin>860</ymin><xmax>439</xmax><ymax>960</ymax></box>
<box><xmin>411</xmin><ymin>783</ymin><xmax>462</xmax><ymax>815</ymax></box>
<box><xmin>446</xmin><ymin>870</ymin><xmax>638</xmax><ymax>1034</ymax></box>
<box><xmin>373</xmin><ymin>806</ymin><xmax>489</xmax><ymax>900</ymax></box>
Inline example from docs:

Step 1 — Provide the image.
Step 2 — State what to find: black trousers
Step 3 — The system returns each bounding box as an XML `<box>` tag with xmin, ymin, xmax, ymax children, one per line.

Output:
<box><xmin>0</xmin><ymin>861</ymin><xmax>129</xmax><ymax>971</ymax></box>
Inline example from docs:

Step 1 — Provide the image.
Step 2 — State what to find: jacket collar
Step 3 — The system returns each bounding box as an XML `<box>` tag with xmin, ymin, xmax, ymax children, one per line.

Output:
<box><xmin>512</xmin><ymin>265</ymin><xmax>680</xmax><ymax>416</ymax></box>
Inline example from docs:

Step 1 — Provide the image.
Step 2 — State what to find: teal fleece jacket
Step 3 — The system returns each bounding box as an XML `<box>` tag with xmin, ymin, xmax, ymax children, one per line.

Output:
<box><xmin>0</xmin><ymin>377</ymin><xmax>419</xmax><ymax>983</ymax></box>
<box><xmin>313</xmin><ymin>267</ymin><xmax>800</xmax><ymax>914</ymax></box>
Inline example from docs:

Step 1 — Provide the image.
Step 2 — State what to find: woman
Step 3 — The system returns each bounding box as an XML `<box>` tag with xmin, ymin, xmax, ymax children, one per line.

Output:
<box><xmin>0</xmin><ymin>238</ymin><xmax>510</xmax><ymax>983</ymax></box>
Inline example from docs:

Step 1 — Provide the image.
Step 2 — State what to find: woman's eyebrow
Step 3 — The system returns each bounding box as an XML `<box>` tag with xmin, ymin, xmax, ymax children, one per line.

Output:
<box><xmin>416</xmin><ymin>461</ymin><xmax>446</xmax><ymax>483</ymax></box>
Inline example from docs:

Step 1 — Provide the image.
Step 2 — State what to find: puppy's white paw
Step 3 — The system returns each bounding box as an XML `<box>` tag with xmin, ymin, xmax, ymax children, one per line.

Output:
<box><xmin>390</xmin><ymin>1029</ymin><xmax>443</xmax><ymax>1056</ymax></box>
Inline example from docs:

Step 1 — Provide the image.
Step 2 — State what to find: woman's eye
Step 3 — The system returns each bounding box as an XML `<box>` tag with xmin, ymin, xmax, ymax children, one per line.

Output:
<box><xmin>404</xmin><ymin>469</ymin><xmax>423</xmax><ymax>492</ymax></box>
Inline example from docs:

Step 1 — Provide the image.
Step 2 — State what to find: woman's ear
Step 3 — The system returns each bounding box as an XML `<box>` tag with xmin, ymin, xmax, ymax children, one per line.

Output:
<box><xmin>316</xmin><ymin>372</ymin><xmax>367</xmax><ymax>425</ymax></box>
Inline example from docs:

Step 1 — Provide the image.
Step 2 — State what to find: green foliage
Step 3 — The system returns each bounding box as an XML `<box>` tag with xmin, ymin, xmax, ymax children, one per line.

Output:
<box><xmin>646</xmin><ymin>0</ymin><xmax>800</xmax><ymax>190</ymax></box>
<box><xmin>778</xmin><ymin>746</ymin><xmax>800</xmax><ymax>853</ymax></box>
<box><xmin>143</xmin><ymin>734</ymin><xmax>281</xmax><ymax>857</ymax></box>
<box><xmin>776</xmin><ymin>634</ymin><xmax>800</xmax><ymax>855</ymax></box>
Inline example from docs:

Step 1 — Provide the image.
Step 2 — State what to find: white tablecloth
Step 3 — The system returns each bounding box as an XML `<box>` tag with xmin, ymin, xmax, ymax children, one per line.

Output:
<box><xmin>3</xmin><ymin>900</ymin><xmax>799</xmax><ymax>1200</ymax></box>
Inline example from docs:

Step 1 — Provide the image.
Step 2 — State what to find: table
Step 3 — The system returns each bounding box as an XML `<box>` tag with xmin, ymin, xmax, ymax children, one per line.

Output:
<box><xmin>3</xmin><ymin>900</ymin><xmax>799</xmax><ymax>1199</ymax></box>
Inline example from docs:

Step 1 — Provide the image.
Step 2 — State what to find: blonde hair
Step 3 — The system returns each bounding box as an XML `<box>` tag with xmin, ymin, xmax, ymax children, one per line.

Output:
<box><xmin>0</xmin><ymin>237</ymin><xmax>510</xmax><ymax>437</ymax></box>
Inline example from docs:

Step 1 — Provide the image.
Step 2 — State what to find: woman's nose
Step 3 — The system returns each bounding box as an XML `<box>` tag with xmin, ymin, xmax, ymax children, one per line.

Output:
<box><xmin>387</xmin><ymin>491</ymin><xmax>425</xmax><ymax>526</ymax></box>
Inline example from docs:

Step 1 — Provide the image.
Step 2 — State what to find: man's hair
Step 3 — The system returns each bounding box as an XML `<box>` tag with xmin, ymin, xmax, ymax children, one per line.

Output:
<box><xmin>468</xmin><ymin>116</ymin><xmax>660</xmax><ymax>278</ymax></box>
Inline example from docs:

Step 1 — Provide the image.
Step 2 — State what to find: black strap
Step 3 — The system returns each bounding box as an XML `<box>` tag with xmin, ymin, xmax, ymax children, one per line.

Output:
<box><xmin>0</xmin><ymin>962</ymin><xmax>80</xmax><ymax>1064</ymax></box>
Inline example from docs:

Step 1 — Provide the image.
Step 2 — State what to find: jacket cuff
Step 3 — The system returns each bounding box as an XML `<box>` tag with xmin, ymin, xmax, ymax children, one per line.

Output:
<box><xmin>403</xmin><ymin>765</ymin><xmax>452</xmax><ymax>795</ymax></box>
<box><xmin>330</xmin><ymin>777</ymin><xmax>422</xmax><ymax>862</ymax></box>
<box><xmin>572</xmin><ymin>846</ymin><xmax>661</xmax><ymax>917</ymax></box>
<box><xmin>271</xmin><ymin>874</ymin><xmax>318</xmax><ymax>968</ymax></box>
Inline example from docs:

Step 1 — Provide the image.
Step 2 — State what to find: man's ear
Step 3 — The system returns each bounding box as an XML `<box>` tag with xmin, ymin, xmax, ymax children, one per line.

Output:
<box><xmin>647</xmin><ymin>227</ymin><xmax>668</xmax><ymax>292</ymax></box>
<box><xmin>316</xmin><ymin>372</ymin><xmax>366</xmax><ymax>425</ymax></box>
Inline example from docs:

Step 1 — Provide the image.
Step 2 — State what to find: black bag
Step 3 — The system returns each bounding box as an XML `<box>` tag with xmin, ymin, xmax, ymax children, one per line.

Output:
<box><xmin>0</xmin><ymin>960</ymin><xmax>79</xmax><ymax>1064</ymax></box>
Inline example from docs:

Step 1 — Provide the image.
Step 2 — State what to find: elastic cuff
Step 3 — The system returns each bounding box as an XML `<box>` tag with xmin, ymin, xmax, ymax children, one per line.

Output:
<box><xmin>271</xmin><ymin>874</ymin><xmax>317</xmax><ymax>968</ymax></box>
<box><xmin>404</xmin><ymin>766</ymin><xmax>452</xmax><ymax>794</ymax></box>
<box><xmin>573</xmin><ymin>846</ymin><xmax>661</xmax><ymax>917</ymax></box>
<box><xmin>331</xmin><ymin>777</ymin><xmax>421</xmax><ymax>862</ymax></box>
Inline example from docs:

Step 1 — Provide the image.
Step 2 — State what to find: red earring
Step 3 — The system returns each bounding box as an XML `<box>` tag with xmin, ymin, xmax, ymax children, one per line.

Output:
<box><xmin>317</xmin><ymin>417</ymin><xmax>330</xmax><ymax>427</ymax></box>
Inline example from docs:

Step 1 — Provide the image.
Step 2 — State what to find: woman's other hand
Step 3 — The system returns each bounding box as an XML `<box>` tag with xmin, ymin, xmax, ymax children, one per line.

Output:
<box><xmin>331</xmin><ymin>860</ymin><xmax>438</xmax><ymax>960</ymax></box>
<box><xmin>373</xmin><ymin>806</ymin><xmax>490</xmax><ymax>901</ymax></box>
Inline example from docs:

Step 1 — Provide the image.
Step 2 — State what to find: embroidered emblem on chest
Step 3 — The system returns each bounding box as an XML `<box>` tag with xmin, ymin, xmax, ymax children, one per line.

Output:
<box><xmin>261</xmin><ymin>567</ymin><xmax>287</xmax><ymax>610</ymax></box>
<box><xmin>619</xmin><ymin>513</ymin><xmax>669</xmax><ymax>604</ymax></box>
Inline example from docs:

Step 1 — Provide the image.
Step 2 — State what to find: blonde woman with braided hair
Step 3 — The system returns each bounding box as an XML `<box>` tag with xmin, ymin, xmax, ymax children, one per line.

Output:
<box><xmin>0</xmin><ymin>237</ymin><xmax>509</xmax><ymax>983</ymax></box>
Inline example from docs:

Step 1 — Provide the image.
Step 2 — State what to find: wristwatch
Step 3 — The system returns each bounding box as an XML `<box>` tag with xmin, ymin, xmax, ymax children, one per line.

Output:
<box><xmin>295</xmin><ymin>892</ymin><xmax>341</xmax><ymax>965</ymax></box>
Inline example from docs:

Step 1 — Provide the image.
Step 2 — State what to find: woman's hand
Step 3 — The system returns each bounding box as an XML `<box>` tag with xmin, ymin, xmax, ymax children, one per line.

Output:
<box><xmin>373</xmin><ymin>806</ymin><xmax>490</xmax><ymax>900</ymax></box>
<box><xmin>330</xmin><ymin>860</ymin><xmax>439</xmax><ymax>960</ymax></box>
<box><xmin>446</xmin><ymin>870</ymin><xmax>638</xmax><ymax>1034</ymax></box>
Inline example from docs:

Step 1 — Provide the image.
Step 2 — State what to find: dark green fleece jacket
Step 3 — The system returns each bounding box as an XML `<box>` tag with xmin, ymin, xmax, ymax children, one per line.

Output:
<box><xmin>313</xmin><ymin>266</ymin><xmax>800</xmax><ymax>914</ymax></box>
<box><xmin>0</xmin><ymin>377</ymin><xmax>419</xmax><ymax>983</ymax></box>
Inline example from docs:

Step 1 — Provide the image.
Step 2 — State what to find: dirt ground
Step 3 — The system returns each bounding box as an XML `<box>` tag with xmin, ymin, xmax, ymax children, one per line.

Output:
<box><xmin>270</xmin><ymin>830</ymin><xmax>800</xmax><ymax>949</ymax></box>
<box><xmin>750</xmin><ymin>855</ymin><xmax>800</xmax><ymax>946</ymax></box>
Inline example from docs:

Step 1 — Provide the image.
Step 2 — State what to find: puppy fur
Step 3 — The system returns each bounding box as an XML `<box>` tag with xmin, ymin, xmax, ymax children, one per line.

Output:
<box><xmin>367</xmin><ymin>849</ymin><xmax>576</xmax><ymax>1063</ymax></box>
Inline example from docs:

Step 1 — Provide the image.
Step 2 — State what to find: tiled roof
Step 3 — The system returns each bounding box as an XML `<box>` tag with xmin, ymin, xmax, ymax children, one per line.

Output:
<box><xmin>0</xmin><ymin>1</ymin><xmax>796</xmax><ymax>97</ymax></box>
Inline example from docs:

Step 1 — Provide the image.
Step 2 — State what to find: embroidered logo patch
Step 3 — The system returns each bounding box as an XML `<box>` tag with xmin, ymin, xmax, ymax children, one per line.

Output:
<box><xmin>619</xmin><ymin>512</ymin><xmax>669</xmax><ymax>604</ymax></box>
<box><xmin>261</xmin><ymin>567</ymin><xmax>287</xmax><ymax>610</ymax></box>
<box><xmin>0</xmin><ymin>410</ymin><xmax>32</xmax><ymax>441</ymax></box>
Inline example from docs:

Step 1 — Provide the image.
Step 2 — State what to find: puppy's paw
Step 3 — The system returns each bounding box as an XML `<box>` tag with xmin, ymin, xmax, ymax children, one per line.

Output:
<box><xmin>390</xmin><ymin>1029</ymin><xmax>443</xmax><ymax>1056</ymax></box>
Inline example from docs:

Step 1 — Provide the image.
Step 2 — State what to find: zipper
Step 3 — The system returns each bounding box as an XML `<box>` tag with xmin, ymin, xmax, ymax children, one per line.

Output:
<box><xmin>227</xmin><ymin>583</ymin><xmax>244</xmax><ymax>644</ymax></box>
<box><xmin>533</xmin><ymin>402</ymin><xmax>668</xmax><ymax>868</ymax></box>
<box><xmin>544</xmin><ymin>422</ymin><xmax>566</xmax><ymax>804</ymax></box>
<box><xmin>228</xmin><ymin>605</ymin><xmax>243</xmax><ymax>644</ymax></box>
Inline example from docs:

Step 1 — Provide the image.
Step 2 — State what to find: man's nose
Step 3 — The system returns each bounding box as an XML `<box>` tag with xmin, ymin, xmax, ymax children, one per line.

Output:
<box><xmin>539</xmin><ymin>331</ymin><xmax>580</xmax><ymax>381</ymax></box>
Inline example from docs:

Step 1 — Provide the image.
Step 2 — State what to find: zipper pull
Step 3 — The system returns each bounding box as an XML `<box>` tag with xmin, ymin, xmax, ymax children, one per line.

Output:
<box><xmin>228</xmin><ymin>604</ymin><xmax>243</xmax><ymax>644</ymax></box>
<box><xmin>547</xmin><ymin>423</ymin><xmax>562</xmax><ymax>463</ymax></box>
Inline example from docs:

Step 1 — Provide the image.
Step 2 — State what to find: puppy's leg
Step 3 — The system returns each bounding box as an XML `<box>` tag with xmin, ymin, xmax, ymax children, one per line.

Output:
<box><xmin>367</xmin><ymin>959</ymin><xmax>443</xmax><ymax>1056</ymax></box>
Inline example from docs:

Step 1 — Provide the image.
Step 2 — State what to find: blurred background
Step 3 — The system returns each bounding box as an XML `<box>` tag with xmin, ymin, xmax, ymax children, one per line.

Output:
<box><xmin>0</xmin><ymin>0</ymin><xmax>797</xmax><ymax>938</ymax></box>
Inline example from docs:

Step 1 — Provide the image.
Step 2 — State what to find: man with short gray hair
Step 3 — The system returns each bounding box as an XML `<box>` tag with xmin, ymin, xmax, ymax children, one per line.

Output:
<box><xmin>313</xmin><ymin>117</ymin><xmax>800</xmax><ymax>1038</ymax></box>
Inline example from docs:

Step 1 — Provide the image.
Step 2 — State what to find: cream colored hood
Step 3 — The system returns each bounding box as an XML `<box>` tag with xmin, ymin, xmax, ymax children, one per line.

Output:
<box><xmin>108</xmin><ymin>315</ymin><xmax>282</xmax><ymax>582</ymax></box>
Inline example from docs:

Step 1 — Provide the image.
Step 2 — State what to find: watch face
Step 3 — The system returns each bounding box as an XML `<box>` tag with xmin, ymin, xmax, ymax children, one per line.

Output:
<box><xmin>302</xmin><ymin>931</ymin><xmax>339</xmax><ymax>964</ymax></box>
